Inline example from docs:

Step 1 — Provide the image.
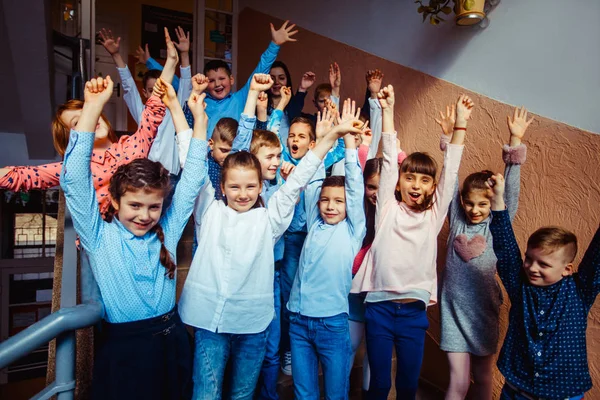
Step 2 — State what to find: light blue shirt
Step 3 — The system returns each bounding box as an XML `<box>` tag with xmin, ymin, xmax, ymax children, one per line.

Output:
<box><xmin>61</xmin><ymin>130</ymin><xmax>207</xmax><ymax>323</ymax></box>
<box><xmin>287</xmin><ymin>149</ymin><xmax>366</xmax><ymax>317</ymax></box>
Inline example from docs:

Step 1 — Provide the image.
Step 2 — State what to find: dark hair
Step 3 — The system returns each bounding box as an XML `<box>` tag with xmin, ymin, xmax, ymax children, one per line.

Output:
<box><xmin>142</xmin><ymin>70</ymin><xmax>161</xmax><ymax>90</ymax></box>
<box><xmin>528</xmin><ymin>227</ymin><xmax>578</xmax><ymax>263</ymax></box>
<box><xmin>322</xmin><ymin>175</ymin><xmax>345</xmax><ymax>189</ymax></box>
<box><xmin>221</xmin><ymin>151</ymin><xmax>264</xmax><ymax>209</ymax></box>
<box><xmin>107</xmin><ymin>158</ymin><xmax>176</xmax><ymax>278</ymax></box>
<box><xmin>396</xmin><ymin>152</ymin><xmax>438</xmax><ymax>211</ymax></box>
<box><xmin>314</xmin><ymin>83</ymin><xmax>332</xmax><ymax>102</ymax></box>
<box><xmin>268</xmin><ymin>61</ymin><xmax>294</xmax><ymax>109</ymax></box>
<box><xmin>461</xmin><ymin>170</ymin><xmax>494</xmax><ymax>199</ymax></box>
<box><xmin>212</xmin><ymin>117</ymin><xmax>238</xmax><ymax>144</ymax></box>
<box><xmin>204</xmin><ymin>60</ymin><xmax>232</xmax><ymax>76</ymax></box>
<box><xmin>289</xmin><ymin>116</ymin><xmax>316</xmax><ymax>142</ymax></box>
<box><xmin>363</xmin><ymin>158</ymin><xmax>383</xmax><ymax>246</ymax></box>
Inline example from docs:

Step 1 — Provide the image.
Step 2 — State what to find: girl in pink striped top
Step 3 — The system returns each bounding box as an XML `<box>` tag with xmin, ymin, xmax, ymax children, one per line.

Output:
<box><xmin>351</xmin><ymin>87</ymin><xmax>474</xmax><ymax>399</ymax></box>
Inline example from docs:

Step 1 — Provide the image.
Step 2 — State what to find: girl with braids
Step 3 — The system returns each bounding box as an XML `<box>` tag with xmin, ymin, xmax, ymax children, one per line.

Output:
<box><xmin>61</xmin><ymin>75</ymin><xmax>210</xmax><ymax>400</ymax></box>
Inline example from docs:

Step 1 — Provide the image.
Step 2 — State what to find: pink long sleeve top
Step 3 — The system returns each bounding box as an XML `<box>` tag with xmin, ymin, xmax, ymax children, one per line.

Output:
<box><xmin>1</xmin><ymin>96</ymin><xmax>166</xmax><ymax>217</ymax></box>
<box><xmin>351</xmin><ymin>132</ymin><xmax>464</xmax><ymax>305</ymax></box>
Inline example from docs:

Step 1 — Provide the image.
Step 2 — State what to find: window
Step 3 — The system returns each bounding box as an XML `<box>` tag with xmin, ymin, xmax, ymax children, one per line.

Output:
<box><xmin>13</xmin><ymin>213</ymin><xmax>58</xmax><ymax>259</ymax></box>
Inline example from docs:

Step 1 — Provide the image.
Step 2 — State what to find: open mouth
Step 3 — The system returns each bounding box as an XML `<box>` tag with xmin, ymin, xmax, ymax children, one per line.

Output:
<box><xmin>408</xmin><ymin>192</ymin><xmax>421</xmax><ymax>202</ymax></box>
<box><xmin>290</xmin><ymin>144</ymin><xmax>299</xmax><ymax>153</ymax></box>
<box><xmin>214</xmin><ymin>87</ymin><xmax>224</xmax><ymax>95</ymax></box>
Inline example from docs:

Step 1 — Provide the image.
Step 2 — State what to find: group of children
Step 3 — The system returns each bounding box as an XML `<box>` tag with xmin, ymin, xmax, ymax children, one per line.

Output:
<box><xmin>1</xmin><ymin>20</ymin><xmax>599</xmax><ymax>400</ymax></box>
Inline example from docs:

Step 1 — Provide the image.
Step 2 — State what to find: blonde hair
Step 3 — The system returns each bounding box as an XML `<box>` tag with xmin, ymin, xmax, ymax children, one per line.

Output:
<box><xmin>528</xmin><ymin>227</ymin><xmax>578</xmax><ymax>263</ymax></box>
<box><xmin>212</xmin><ymin>117</ymin><xmax>238</xmax><ymax>144</ymax></box>
<box><xmin>250</xmin><ymin>129</ymin><xmax>281</xmax><ymax>155</ymax></box>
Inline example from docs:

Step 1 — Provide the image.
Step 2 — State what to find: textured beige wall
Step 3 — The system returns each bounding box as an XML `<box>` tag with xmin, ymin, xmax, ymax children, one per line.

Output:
<box><xmin>238</xmin><ymin>8</ymin><xmax>600</xmax><ymax>398</ymax></box>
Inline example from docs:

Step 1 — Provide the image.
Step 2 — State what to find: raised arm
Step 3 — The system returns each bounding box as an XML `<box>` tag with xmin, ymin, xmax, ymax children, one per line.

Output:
<box><xmin>288</xmin><ymin>71</ymin><xmax>314</xmax><ymax>119</ymax></box>
<box><xmin>375</xmin><ymin>85</ymin><xmax>398</xmax><ymax>213</ymax></box>
<box><xmin>365</xmin><ymin>69</ymin><xmax>384</xmax><ymax>159</ymax></box>
<box><xmin>577</xmin><ymin>223</ymin><xmax>600</xmax><ymax>308</ymax></box>
<box><xmin>343</xmin><ymin>130</ymin><xmax>366</xmax><ymax>243</ymax></box>
<box><xmin>329</xmin><ymin>62</ymin><xmax>341</xmax><ymax>99</ymax></box>
<box><xmin>153</xmin><ymin>78</ymin><xmax>189</xmax><ymax>135</ymax></box>
<box><xmin>434</xmin><ymin>103</ymin><xmax>461</xmax><ymax>224</ymax></box>
<box><xmin>0</xmin><ymin>163</ymin><xmax>62</xmax><ymax>191</ymax></box>
<box><xmin>61</xmin><ymin>77</ymin><xmax>114</xmax><ymax>250</ymax></box>
<box><xmin>503</xmin><ymin>106</ymin><xmax>532</xmax><ymax>220</ymax></box>
<box><xmin>304</xmin><ymin>162</ymin><xmax>326</xmax><ymax>231</ymax></box>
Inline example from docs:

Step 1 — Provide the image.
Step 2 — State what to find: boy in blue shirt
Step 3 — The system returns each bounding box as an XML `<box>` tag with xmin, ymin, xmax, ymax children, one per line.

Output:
<box><xmin>489</xmin><ymin>173</ymin><xmax>600</xmax><ymax>400</ymax></box>
<box><xmin>286</xmin><ymin>107</ymin><xmax>366</xmax><ymax>399</ymax></box>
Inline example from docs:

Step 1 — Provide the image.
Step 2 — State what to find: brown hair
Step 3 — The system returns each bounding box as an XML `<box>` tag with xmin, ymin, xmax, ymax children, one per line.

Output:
<box><xmin>221</xmin><ymin>151</ymin><xmax>264</xmax><ymax>208</ymax></box>
<box><xmin>142</xmin><ymin>70</ymin><xmax>161</xmax><ymax>90</ymax></box>
<box><xmin>461</xmin><ymin>170</ymin><xmax>494</xmax><ymax>199</ymax></box>
<box><xmin>107</xmin><ymin>158</ymin><xmax>176</xmax><ymax>278</ymax></box>
<box><xmin>528</xmin><ymin>227</ymin><xmax>578</xmax><ymax>263</ymax></box>
<box><xmin>396</xmin><ymin>152</ymin><xmax>438</xmax><ymax>211</ymax></box>
<box><xmin>52</xmin><ymin>100</ymin><xmax>117</xmax><ymax>156</ymax></box>
<box><xmin>250</xmin><ymin>129</ymin><xmax>282</xmax><ymax>155</ymax></box>
<box><xmin>289</xmin><ymin>116</ymin><xmax>316</xmax><ymax>142</ymax></box>
<box><xmin>212</xmin><ymin>117</ymin><xmax>238</xmax><ymax>144</ymax></box>
<box><xmin>363</xmin><ymin>158</ymin><xmax>383</xmax><ymax>247</ymax></box>
<box><xmin>314</xmin><ymin>83</ymin><xmax>332</xmax><ymax>102</ymax></box>
<box><xmin>322</xmin><ymin>175</ymin><xmax>345</xmax><ymax>189</ymax></box>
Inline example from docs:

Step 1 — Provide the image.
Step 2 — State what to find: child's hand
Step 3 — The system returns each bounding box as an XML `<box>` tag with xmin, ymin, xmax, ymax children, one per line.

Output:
<box><xmin>298</xmin><ymin>72</ymin><xmax>316</xmax><ymax>92</ymax></box>
<box><xmin>164</xmin><ymin>27</ymin><xmax>179</xmax><ymax>63</ymax></box>
<box><xmin>250</xmin><ymin>74</ymin><xmax>274</xmax><ymax>92</ymax></box>
<box><xmin>435</xmin><ymin>104</ymin><xmax>456</xmax><ymax>137</ymax></box>
<box><xmin>188</xmin><ymin>92</ymin><xmax>208</xmax><ymax>125</ymax></box>
<box><xmin>135</xmin><ymin>44</ymin><xmax>150</xmax><ymax>64</ymax></box>
<box><xmin>324</xmin><ymin>98</ymin><xmax>338</xmax><ymax>120</ymax></box>
<box><xmin>361</xmin><ymin>120</ymin><xmax>372</xmax><ymax>146</ymax></box>
<box><xmin>173</xmin><ymin>26</ymin><xmax>190</xmax><ymax>53</ymax></box>
<box><xmin>366</xmin><ymin>69</ymin><xmax>384</xmax><ymax>98</ymax></box>
<box><xmin>329</xmin><ymin>62</ymin><xmax>341</xmax><ymax>91</ymax></box>
<box><xmin>257</xmin><ymin>91</ymin><xmax>268</xmax><ymax>116</ymax></box>
<box><xmin>331</xmin><ymin>118</ymin><xmax>363</xmax><ymax>138</ymax></box>
<box><xmin>84</xmin><ymin>76</ymin><xmax>114</xmax><ymax>106</ymax></box>
<box><xmin>280</xmin><ymin>161</ymin><xmax>295</xmax><ymax>181</ymax></box>
<box><xmin>277</xmin><ymin>86</ymin><xmax>292</xmax><ymax>111</ymax></box>
<box><xmin>153</xmin><ymin>78</ymin><xmax>178</xmax><ymax>108</ymax></box>
<box><xmin>192</xmin><ymin>74</ymin><xmax>209</xmax><ymax>95</ymax></box>
<box><xmin>455</xmin><ymin>94</ymin><xmax>475</xmax><ymax>123</ymax></box>
<box><xmin>270</xmin><ymin>20</ymin><xmax>298</xmax><ymax>45</ymax></box>
<box><xmin>377</xmin><ymin>85</ymin><xmax>395</xmax><ymax>110</ymax></box>
<box><xmin>316</xmin><ymin>107</ymin><xmax>337</xmax><ymax>140</ymax></box>
<box><xmin>486</xmin><ymin>173</ymin><xmax>506</xmax><ymax>210</ymax></box>
<box><xmin>507</xmin><ymin>106</ymin><xmax>534</xmax><ymax>143</ymax></box>
<box><xmin>340</xmin><ymin>98</ymin><xmax>361</xmax><ymax>123</ymax></box>
<box><xmin>98</xmin><ymin>28</ymin><xmax>121</xmax><ymax>55</ymax></box>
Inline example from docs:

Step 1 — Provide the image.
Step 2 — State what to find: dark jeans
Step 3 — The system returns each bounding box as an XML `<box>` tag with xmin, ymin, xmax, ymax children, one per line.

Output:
<box><xmin>364</xmin><ymin>301</ymin><xmax>428</xmax><ymax>400</ymax></box>
<box><xmin>256</xmin><ymin>267</ymin><xmax>281</xmax><ymax>399</ymax></box>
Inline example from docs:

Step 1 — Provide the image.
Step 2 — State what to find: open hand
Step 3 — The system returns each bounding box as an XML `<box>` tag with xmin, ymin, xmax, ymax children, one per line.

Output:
<box><xmin>332</xmin><ymin>118</ymin><xmax>363</xmax><ymax>138</ymax></box>
<box><xmin>324</xmin><ymin>98</ymin><xmax>338</xmax><ymax>119</ymax></box>
<box><xmin>435</xmin><ymin>104</ymin><xmax>456</xmax><ymax>137</ymax></box>
<box><xmin>456</xmin><ymin>94</ymin><xmax>475</xmax><ymax>122</ymax></box>
<box><xmin>250</xmin><ymin>73</ymin><xmax>274</xmax><ymax>92</ymax></box>
<box><xmin>135</xmin><ymin>44</ymin><xmax>150</xmax><ymax>64</ymax></box>
<box><xmin>192</xmin><ymin>74</ymin><xmax>209</xmax><ymax>94</ymax></box>
<box><xmin>341</xmin><ymin>98</ymin><xmax>360</xmax><ymax>123</ymax></box>
<box><xmin>280</xmin><ymin>161</ymin><xmax>295</xmax><ymax>181</ymax></box>
<box><xmin>98</xmin><ymin>28</ymin><xmax>120</xmax><ymax>55</ymax></box>
<box><xmin>507</xmin><ymin>106</ymin><xmax>534</xmax><ymax>140</ymax></box>
<box><xmin>173</xmin><ymin>26</ymin><xmax>190</xmax><ymax>53</ymax></box>
<box><xmin>164</xmin><ymin>27</ymin><xmax>179</xmax><ymax>62</ymax></box>
<box><xmin>366</xmin><ymin>69</ymin><xmax>384</xmax><ymax>97</ymax></box>
<box><xmin>299</xmin><ymin>71</ymin><xmax>316</xmax><ymax>92</ymax></box>
<box><xmin>84</xmin><ymin>76</ymin><xmax>114</xmax><ymax>106</ymax></box>
<box><xmin>271</xmin><ymin>20</ymin><xmax>298</xmax><ymax>45</ymax></box>
<box><xmin>329</xmin><ymin>62</ymin><xmax>341</xmax><ymax>89</ymax></box>
<box><xmin>316</xmin><ymin>107</ymin><xmax>337</xmax><ymax>140</ymax></box>
<box><xmin>377</xmin><ymin>85</ymin><xmax>395</xmax><ymax>110</ymax></box>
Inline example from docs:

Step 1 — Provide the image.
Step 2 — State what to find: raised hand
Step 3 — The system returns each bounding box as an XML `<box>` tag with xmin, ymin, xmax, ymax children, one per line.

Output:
<box><xmin>270</xmin><ymin>20</ymin><xmax>298</xmax><ymax>45</ymax></box>
<box><xmin>192</xmin><ymin>74</ymin><xmax>209</xmax><ymax>95</ymax></box>
<box><xmin>507</xmin><ymin>106</ymin><xmax>534</xmax><ymax>142</ymax></box>
<box><xmin>280</xmin><ymin>161</ymin><xmax>295</xmax><ymax>181</ymax></box>
<box><xmin>331</xmin><ymin>118</ymin><xmax>363</xmax><ymax>138</ymax></box>
<box><xmin>98</xmin><ymin>28</ymin><xmax>121</xmax><ymax>55</ymax></box>
<box><xmin>361</xmin><ymin>120</ymin><xmax>372</xmax><ymax>146</ymax></box>
<box><xmin>257</xmin><ymin>91</ymin><xmax>269</xmax><ymax>112</ymax></box>
<box><xmin>299</xmin><ymin>71</ymin><xmax>316</xmax><ymax>92</ymax></box>
<box><xmin>152</xmin><ymin>78</ymin><xmax>178</xmax><ymax>108</ymax></box>
<box><xmin>329</xmin><ymin>62</ymin><xmax>341</xmax><ymax>94</ymax></box>
<box><xmin>435</xmin><ymin>104</ymin><xmax>456</xmax><ymax>137</ymax></box>
<box><xmin>377</xmin><ymin>85</ymin><xmax>395</xmax><ymax>110</ymax></box>
<box><xmin>324</xmin><ymin>98</ymin><xmax>338</xmax><ymax>120</ymax></box>
<box><xmin>164</xmin><ymin>27</ymin><xmax>179</xmax><ymax>63</ymax></box>
<box><xmin>486</xmin><ymin>173</ymin><xmax>506</xmax><ymax>210</ymax></box>
<box><xmin>188</xmin><ymin>93</ymin><xmax>208</xmax><ymax>125</ymax></box>
<box><xmin>173</xmin><ymin>26</ymin><xmax>190</xmax><ymax>53</ymax></box>
<box><xmin>84</xmin><ymin>76</ymin><xmax>114</xmax><ymax>106</ymax></box>
<box><xmin>135</xmin><ymin>44</ymin><xmax>150</xmax><ymax>64</ymax></box>
<box><xmin>456</xmin><ymin>94</ymin><xmax>475</xmax><ymax>123</ymax></box>
<box><xmin>316</xmin><ymin>107</ymin><xmax>337</xmax><ymax>140</ymax></box>
<box><xmin>340</xmin><ymin>98</ymin><xmax>361</xmax><ymax>123</ymax></box>
<box><xmin>250</xmin><ymin>73</ymin><xmax>274</xmax><ymax>92</ymax></box>
<box><xmin>366</xmin><ymin>69</ymin><xmax>384</xmax><ymax>98</ymax></box>
<box><xmin>277</xmin><ymin>86</ymin><xmax>292</xmax><ymax>111</ymax></box>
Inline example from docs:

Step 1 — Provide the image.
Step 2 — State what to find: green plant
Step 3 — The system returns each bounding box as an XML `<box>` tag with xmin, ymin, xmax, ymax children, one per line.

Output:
<box><xmin>415</xmin><ymin>0</ymin><xmax>454</xmax><ymax>25</ymax></box>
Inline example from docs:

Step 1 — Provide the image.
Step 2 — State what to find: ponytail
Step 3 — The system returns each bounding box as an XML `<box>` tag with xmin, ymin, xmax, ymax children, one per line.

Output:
<box><xmin>152</xmin><ymin>224</ymin><xmax>176</xmax><ymax>279</ymax></box>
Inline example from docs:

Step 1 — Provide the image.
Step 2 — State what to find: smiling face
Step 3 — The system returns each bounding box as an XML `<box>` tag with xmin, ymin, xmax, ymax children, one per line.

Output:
<box><xmin>319</xmin><ymin>185</ymin><xmax>347</xmax><ymax>225</ymax></box>
<box><xmin>269</xmin><ymin>66</ymin><xmax>288</xmax><ymax>97</ymax></box>
<box><xmin>110</xmin><ymin>188</ymin><xmax>164</xmax><ymax>236</ymax></box>
<box><xmin>365</xmin><ymin>173</ymin><xmax>380</xmax><ymax>206</ymax></box>
<box><xmin>254</xmin><ymin>145</ymin><xmax>281</xmax><ymax>181</ymax></box>
<box><xmin>287</xmin><ymin>122</ymin><xmax>315</xmax><ymax>160</ymax></box>
<box><xmin>221</xmin><ymin>166</ymin><xmax>262</xmax><ymax>213</ymax></box>
<box><xmin>461</xmin><ymin>189</ymin><xmax>492</xmax><ymax>224</ymax></box>
<box><xmin>397</xmin><ymin>171</ymin><xmax>436</xmax><ymax>209</ymax></box>
<box><xmin>206</xmin><ymin>67</ymin><xmax>234</xmax><ymax>99</ymax></box>
<box><xmin>60</xmin><ymin>109</ymin><xmax>110</xmax><ymax>141</ymax></box>
<box><xmin>523</xmin><ymin>245</ymin><xmax>574</xmax><ymax>286</ymax></box>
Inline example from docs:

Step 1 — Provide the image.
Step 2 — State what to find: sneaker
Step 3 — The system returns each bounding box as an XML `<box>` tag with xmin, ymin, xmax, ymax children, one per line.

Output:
<box><xmin>281</xmin><ymin>351</ymin><xmax>292</xmax><ymax>376</ymax></box>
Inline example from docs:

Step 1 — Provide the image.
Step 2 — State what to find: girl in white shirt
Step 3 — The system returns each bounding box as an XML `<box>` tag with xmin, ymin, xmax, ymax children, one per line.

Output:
<box><xmin>178</xmin><ymin>114</ymin><xmax>362</xmax><ymax>399</ymax></box>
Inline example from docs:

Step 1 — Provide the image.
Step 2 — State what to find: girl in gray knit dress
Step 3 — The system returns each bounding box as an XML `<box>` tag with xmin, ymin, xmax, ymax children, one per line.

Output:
<box><xmin>437</xmin><ymin>105</ymin><xmax>533</xmax><ymax>400</ymax></box>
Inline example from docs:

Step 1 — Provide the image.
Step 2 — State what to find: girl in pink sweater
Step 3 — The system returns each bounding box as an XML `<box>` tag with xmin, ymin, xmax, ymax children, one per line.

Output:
<box><xmin>351</xmin><ymin>87</ymin><xmax>474</xmax><ymax>399</ymax></box>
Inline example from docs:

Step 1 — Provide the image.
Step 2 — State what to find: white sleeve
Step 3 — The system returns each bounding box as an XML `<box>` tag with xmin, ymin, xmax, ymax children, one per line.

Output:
<box><xmin>117</xmin><ymin>66</ymin><xmax>144</xmax><ymax>125</ymax></box>
<box><xmin>368</xmin><ymin>98</ymin><xmax>382</xmax><ymax>160</ymax></box>
<box><xmin>175</xmin><ymin>129</ymin><xmax>193</xmax><ymax>169</ymax></box>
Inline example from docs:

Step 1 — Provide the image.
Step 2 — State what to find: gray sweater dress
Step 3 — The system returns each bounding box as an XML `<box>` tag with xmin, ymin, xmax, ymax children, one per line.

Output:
<box><xmin>439</xmin><ymin>144</ymin><xmax>525</xmax><ymax>356</ymax></box>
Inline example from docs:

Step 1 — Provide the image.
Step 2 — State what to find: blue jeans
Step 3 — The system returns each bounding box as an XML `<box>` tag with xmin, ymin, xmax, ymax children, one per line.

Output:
<box><xmin>364</xmin><ymin>301</ymin><xmax>428</xmax><ymax>400</ymax></box>
<box><xmin>192</xmin><ymin>327</ymin><xmax>267</xmax><ymax>400</ymax></box>
<box><xmin>500</xmin><ymin>383</ymin><xmax>584</xmax><ymax>400</ymax></box>
<box><xmin>280</xmin><ymin>231</ymin><xmax>307</xmax><ymax>354</ymax></box>
<box><xmin>256</xmin><ymin>267</ymin><xmax>281</xmax><ymax>399</ymax></box>
<box><xmin>289</xmin><ymin>312</ymin><xmax>351</xmax><ymax>400</ymax></box>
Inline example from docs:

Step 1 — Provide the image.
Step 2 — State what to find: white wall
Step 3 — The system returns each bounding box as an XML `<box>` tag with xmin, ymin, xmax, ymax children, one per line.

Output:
<box><xmin>240</xmin><ymin>0</ymin><xmax>600</xmax><ymax>134</ymax></box>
